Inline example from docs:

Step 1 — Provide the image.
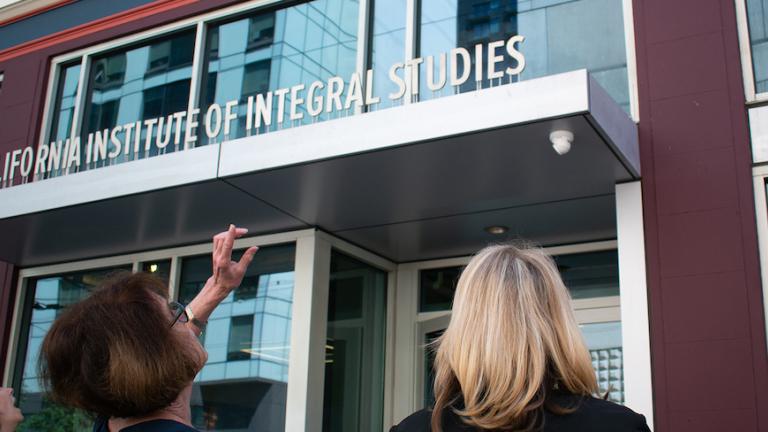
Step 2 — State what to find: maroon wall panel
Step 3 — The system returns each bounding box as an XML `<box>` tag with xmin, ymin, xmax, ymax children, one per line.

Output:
<box><xmin>0</xmin><ymin>262</ymin><xmax>17</xmax><ymax>379</ymax></box>
<box><xmin>633</xmin><ymin>0</ymin><xmax>768</xmax><ymax>431</ymax></box>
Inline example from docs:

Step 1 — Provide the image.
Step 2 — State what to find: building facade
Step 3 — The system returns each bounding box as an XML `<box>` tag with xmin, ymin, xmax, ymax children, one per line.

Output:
<box><xmin>0</xmin><ymin>0</ymin><xmax>765</xmax><ymax>431</ymax></box>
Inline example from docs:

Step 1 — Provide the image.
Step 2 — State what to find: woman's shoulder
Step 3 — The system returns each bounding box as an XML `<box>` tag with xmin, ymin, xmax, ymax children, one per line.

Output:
<box><xmin>389</xmin><ymin>408</ymin><xmax>474</xmax><ymax>432</ymax></box>
<box><xmin>93</xmin><ymin>418</ymin><xmax>198</xmax><ymax>432</ymax></box>
<box><xmin>120</xmin><ymin>420</ymin><xmax>198</xmax><ymax>431</ymax></box>
<box><xmin>389</xmin><ymin>398</ymin><xmax>650</xmax><ymax>432</ymax></box>
<box><xmin>546</xmin><ymin>395</ymin><xmax>651</xmax><ymax>432</ymax></box>
<box><xmin>389</xmin><ymin>409</ymin><xmax>432</xmax><ymax>432</ymax></box>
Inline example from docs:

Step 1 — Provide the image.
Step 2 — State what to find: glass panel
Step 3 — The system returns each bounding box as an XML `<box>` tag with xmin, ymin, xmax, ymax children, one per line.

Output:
<box><xmin>81</xmin><ymin>30</ymin><xmax>196</xmax><ymax>169</ymax></box>
<box><xmin>416</xmin><ymin>0</ymin><xmax>630</xmax><ymax>111</ymax></box>
<box><xmin>178</xmin><ymin>244</ymin><xmax>295</xmax><ymax>432</ymax></box>
<box><xmin>201</xmin><ymin>0</ymin><xmax>360</xmax><ymax>142</ymax></box>
<box><xmin>423</xmin><ymin>329</ymin><xmax>444</xmax><ymax>408</ymax></box>
<box><xmin>582</xmin><ymin>321</ymin><xmax>624</xmax><ymax>403</ymax></box>
<box><xmin>48</xmin><ymin>63</ymin><xmax>82</xmax><ymax>145</ymax></box>
<box><xmin>555</xmin><ymin>250</ymin><xmax>619</xmax><ymax>300</ymax></box>
<box><xmin>369</xmin><ymin>0</ymin><xmax>407</xmax><ymax>111</ymax></box>
<box><xmin>323</xmin><ymin>251</ymin><xmax>387</xmax><ymax>432</ymax></box>
<box><xmin>419</xmin><ymin>266</ymin><xmax>462</xmax><ymax>312</ymax></box>
<box><xmin>141</xmin><ymin>259</ymin><xmax>172</xmax><ymax>286</ymax></box>
<box><xmin>13</xmin><ymin>265</ymin><xmax>132</xmax><ymax>431</ymax></box>
<box><xmin>418</xmin><ymin>250</ymin><xmax>619</xmax><ymax>312</ymax></box>
<box><xmin>747</xmin><ymin>0</ymin><xmax>768</xmax><ymax>94</ymax></box>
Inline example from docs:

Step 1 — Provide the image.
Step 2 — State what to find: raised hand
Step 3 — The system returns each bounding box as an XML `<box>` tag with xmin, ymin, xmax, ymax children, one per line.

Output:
<box><xmin>211</xmin><ymin>224</ymin><xmax>259</xmax><ymax>295</ymax></box>
<box><xmin>185</xmin><ymin>225</ymin><xmax>259</xmax><ymax>330</ymax></box>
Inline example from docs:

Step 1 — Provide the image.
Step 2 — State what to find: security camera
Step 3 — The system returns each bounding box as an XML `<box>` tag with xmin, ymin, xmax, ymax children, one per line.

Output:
<box><xmin>549</xmin><ymin>130</ymin><xmax>573</xmax><ymax>155</ymax></box>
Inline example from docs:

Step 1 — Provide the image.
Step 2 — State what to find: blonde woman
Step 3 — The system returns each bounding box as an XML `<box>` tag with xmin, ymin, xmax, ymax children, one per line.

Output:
<box><xmin>391</xmin><ymin>244</ymin><xmax>650</xmax><ymax>432</ymax></box>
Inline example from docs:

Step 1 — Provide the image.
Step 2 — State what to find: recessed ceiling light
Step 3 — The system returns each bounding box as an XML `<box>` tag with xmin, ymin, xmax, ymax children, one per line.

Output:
<box><xmin>484</xmin><ymin>225</ymin><xmax>508</xmax><ymax>235</ymax></box>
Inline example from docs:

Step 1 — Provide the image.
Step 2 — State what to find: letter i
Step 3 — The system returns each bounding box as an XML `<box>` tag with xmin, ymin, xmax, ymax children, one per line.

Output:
<box><xmin>2</xmin><ymin>152</ymin><xmax>9</xmax><ymax>185</ymax></box>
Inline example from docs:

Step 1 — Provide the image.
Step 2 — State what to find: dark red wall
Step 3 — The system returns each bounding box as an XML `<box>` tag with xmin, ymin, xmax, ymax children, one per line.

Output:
<box><xmin>0</xmin><ymin>262</ymin><xmax>17</xmax><ymax>378</ymax></box>
<box><xmin>633</xmin><ymin>0</ymin><xmax>768</xmax><ymax>430</ymax></box>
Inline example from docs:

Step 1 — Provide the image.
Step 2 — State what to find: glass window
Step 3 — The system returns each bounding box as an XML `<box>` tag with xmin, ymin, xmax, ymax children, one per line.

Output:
<box><xmin>201</xmin><ymin>0</ymin><xmax>360</xmax><ymax>142</ymax></box>
<box><xmin>416</xmin><ymin>0</ymin><xmax>630</xmax><ymax>111</ymax></box>
<box><xmin>369</xmin><ymin>0</ymin><xmax>407</xmax><ymax>111</ymax></box>
<box><xmin>141</xmin><ymin>259</ymin><xmax>172</xmax><ymax>286</ymax></box>
<box><xmin>323</xmin><ymin>251</ymin><xmax>387</xmax><ymax>432</ymax></box>
<box><xmin>556</xmin><ymin>250</ymin><xmax>619</xmax><ymax>300</ymax></box>
<box><xmin>178</xmin><ymin>243</ymin><xmax>295</xmax><ymax>432</ymax></box>
<box><xmin>48</xmin><ymin>63</ymin><xmax>81</xmax><ymax>145</ymax></box>
<box><xmin>418</xmin><ymin>250</ymin><xmax>619</xmax><ymax>312</ymax></box>
<box><xmin>747</xmin><ymin>0</ymin><xmax>768</xmax><ymax>94</ymax></box>
<box><xmin>81</xmin><ymin>30</ymin><xmax>196</xmax><ymax>167</ymax></box>
<box><xmin>12</xmin><ymin>266</ymin><xmax>132</xmax><ymax>431</ymax></box>
<box><xmin>582</xmin><ymin>321</ymin><xmax>624</xmax><ymax>403</ymax></box>
<box><xmin>419</xmin><ymin>266</ymin><xmax>461</xmax><ymax>312</ymax></box>
<box><xmin>423</xmin><ymin>329</ymin><xmax>443</xmax><ymax>408</ymax></box>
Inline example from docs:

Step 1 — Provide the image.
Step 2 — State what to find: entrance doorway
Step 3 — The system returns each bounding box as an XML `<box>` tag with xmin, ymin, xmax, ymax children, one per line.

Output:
<box><xmin>392</xmin><ymin>241</ymin><xmax>624</xmax><ymax>422</ymax></box>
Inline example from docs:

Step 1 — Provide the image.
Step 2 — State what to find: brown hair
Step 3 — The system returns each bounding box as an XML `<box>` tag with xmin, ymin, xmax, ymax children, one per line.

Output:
<box><xmin>39</xmin><ymin>272</ymin><xmax>204</xmax><ymax>419</ymax></box>
<box><xmin>431</xmin><ymin>244</ymin><xmax>598</xmax><ymax>432</ymax></box>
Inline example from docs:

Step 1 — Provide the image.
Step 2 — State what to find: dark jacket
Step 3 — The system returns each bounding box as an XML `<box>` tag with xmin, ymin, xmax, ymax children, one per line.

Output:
<box><xmin>390</xmin><ymin>393</ymin><xmax>651</xmax><ymax>432</ymax></box>
<box><xmin>93</xmin><ymin>418</ymin><xmax>198</xmax><ymax>431</ymax></box>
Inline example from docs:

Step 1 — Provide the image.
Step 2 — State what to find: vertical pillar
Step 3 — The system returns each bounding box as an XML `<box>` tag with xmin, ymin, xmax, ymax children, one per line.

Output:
<box><xmin>285</xmin><ymin>232</ymin><xmax>331</xmax><ymax>432</ymax></box>
<box><xmin>616</xmin><ymin>181</ymin><xmax>654</xmax><ymax>428</ymax></box>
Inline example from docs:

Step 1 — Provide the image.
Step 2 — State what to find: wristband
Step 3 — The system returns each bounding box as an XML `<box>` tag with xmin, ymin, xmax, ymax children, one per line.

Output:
<box><xmin>185</xmin><ymin>305</ymin><xmax>207</xmax><ymax>334</ymax></box>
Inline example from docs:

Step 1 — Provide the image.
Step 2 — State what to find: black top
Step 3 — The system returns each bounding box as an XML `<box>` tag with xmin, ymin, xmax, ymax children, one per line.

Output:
<box><xmin>390</xmin><ymin>394</ymin><xmax>651</xmax><ymax>432</ymax></box>
<box><xmin>93</xmin><ymin>418</ymin><xmax>198</xmax><ymax>431</ymax></box>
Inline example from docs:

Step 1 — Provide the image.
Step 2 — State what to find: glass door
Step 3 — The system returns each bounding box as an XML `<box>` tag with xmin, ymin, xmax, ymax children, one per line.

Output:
<box><xmin>415</xmin><ymin>314</ymin><xmax>450</xmax><ymax>409</ymax></box>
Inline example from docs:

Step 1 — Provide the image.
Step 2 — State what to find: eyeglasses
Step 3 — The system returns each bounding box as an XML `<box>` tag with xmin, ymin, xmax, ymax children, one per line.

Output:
<box><xmin>169</xmin><ymin>301</ymin><xmax>189</xmax><ymax>327</ymax></box>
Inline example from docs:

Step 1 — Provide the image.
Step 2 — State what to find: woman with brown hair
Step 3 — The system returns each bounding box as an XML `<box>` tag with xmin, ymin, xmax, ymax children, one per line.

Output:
<box><xmin>391</xmin><ymin>244</ymin><xmax>651</xmax><ymax>432</ymax></box>
<box><xmin>39</xmin><ymin>225</ymin><xmax>258</xmax><ymax>432</ymax></box>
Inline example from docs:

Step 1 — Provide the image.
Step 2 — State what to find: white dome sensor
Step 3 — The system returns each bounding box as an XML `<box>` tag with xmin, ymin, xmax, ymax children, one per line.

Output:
<box><xmin>549</xmin><ymin>130</ymin><xmax>574</xmax><ymax>155</ymax></box>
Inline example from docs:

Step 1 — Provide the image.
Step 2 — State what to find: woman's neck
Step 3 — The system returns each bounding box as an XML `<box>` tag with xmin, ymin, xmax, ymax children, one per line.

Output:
<box><xmin>108</xmin><ymin>384</ymin><xmax>192</xmax><ymax>431</ymax></box>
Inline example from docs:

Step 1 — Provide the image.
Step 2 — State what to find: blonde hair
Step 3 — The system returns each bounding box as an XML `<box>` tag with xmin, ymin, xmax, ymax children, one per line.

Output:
<box><xmin>431</xmin><ymin>244</ymin><xmax>598</xmax><ymax>431</ymax></box>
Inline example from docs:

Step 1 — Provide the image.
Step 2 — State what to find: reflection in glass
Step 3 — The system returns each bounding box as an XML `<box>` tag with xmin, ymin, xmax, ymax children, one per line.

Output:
<box><xmin>323</xmin><ymin>251</ymin><xmax>387</xmax><ymax>432</ymax></box>
<box><xmin>141</xmin><ymin>259</ymin><xmax>172</xmax><ymax>286</ymax></box>
<box><xmin>419</xmin><ymin>266</ymin><xmax>462</xmax><ymax>312</ymax></box>
<box><xmin>201</xmin><ymin>0</ymin><xmax>359</xmax><ymax>142</ymax></box>
<box><xmin>178</xmin><ymin>244</ymin><xmax>295</xmax><ymax>432</ymax></box>
<box><xmin>747</xmin><ymin>0</ymin><xmax>768</xmax><ymax>93</ymax></box>
<box><xmin>13</xmin><ymin>266</ymin><xmax>132</xmax><ymax>430</ymax></box>
<box><xmin>369</xmin><ymin>0</ymin><xmax>407</xmax><ymax>110</ymax></box>
<box><xmin>582</xmin><ymin>321</ymin><xmax>624</xmax><ymax>403</ymax></box>
<box><xmin>81</xmin><ymin>30</ymin><xmax>195</xmax><ymax>168</ymax></box>
<box><xmin>418</xmin><ymin>250</ymin><xmax>619</xmax><ymax>312</ymax></box>
<box><xmin>423</xmin><ymin>329</ymin><xmax>444</xmax><ymax>408</ymax></box>
<box><xmin>43</xmin><ymin>62</ymin><xmax>82</xmax><ymax>179</ymax></box>
<box><xmin>48</xmin><ymin>63</ymin><xmax>82</xmax><ymax>145</ymax></box>
<box><xmin>415</xmin><ymin>0</ymin><xmax>630</xmax><ymax>111</ymax></box>
<box><xmin>554</xmin><ymin>250</ymin><xmax>619</xmax><ymax>300</ymax></box>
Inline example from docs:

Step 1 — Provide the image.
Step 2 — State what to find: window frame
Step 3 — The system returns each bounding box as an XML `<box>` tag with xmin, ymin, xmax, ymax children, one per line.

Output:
<box><xmin>751</xmin><ymin>165</ymin><xmax>768</xmax><ymax>353</ymax></box>
<box><xmin>38</xmin><ymin>0</ymin><xmax>641</xmax><ymax>164</ymax></box>
<box><xmin>400</xmin><ymin>0</ymin><xmax>640</xmax><ymax>121</ymax></box>
<box><xmin>736</xmin><ymin>0</ymin><xmax>768</xmax><ymax>104</ymax></box>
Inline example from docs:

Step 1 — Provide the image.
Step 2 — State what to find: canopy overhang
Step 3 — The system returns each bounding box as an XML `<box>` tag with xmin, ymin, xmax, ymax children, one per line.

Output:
<box><xmin>0</xmin><ymin>70</ymin><xmax>639</xmax><ymax>266</ymax></box>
